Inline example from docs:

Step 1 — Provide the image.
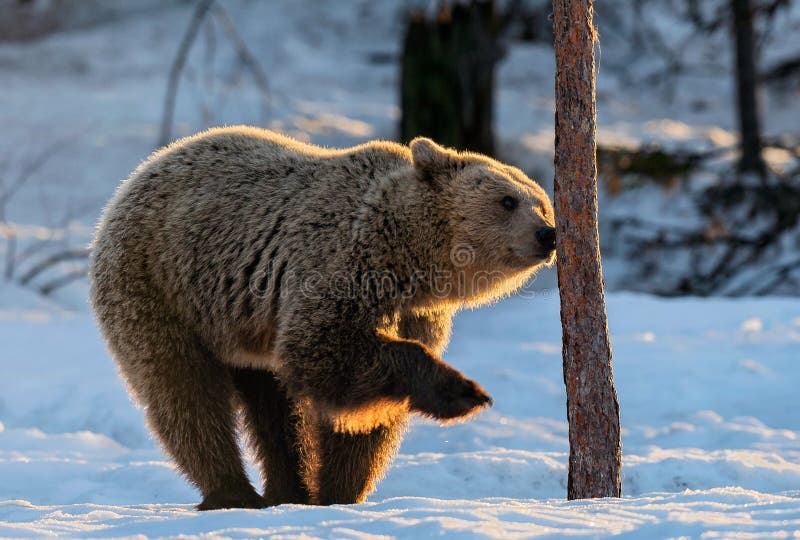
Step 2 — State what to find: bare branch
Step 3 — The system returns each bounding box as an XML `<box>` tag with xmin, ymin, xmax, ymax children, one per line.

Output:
<box><xmin>0</xmin><ymin>135</ymin><xmax>78</xmax><ymax>281</ymax></box>
<box><xmin>158</xmin><ymin>0</ymin><xmax>215</xmax><ymax>148</ymax></box>
<box><xmin>212</xmin><ymin>4</ymin><xmax>271</xmax><ymax>122</ymax></box>
<box><xmin>38</xmin><ymin>265</ymin><xmax>89</xmax><ymax>296</ymax></box>
<box><xmin>11</xmin><ymin>196</ymin><xmax>97</xmax><ymax>271</ymax></box>
<box><xmin>0</xmin><ymin>135</ymin><xmax>76</xmax><ymax>211</ymax></box>
<box><xmin>4</xmin><ymin>232</ymin><xmax>15</xmax><ymax>281</ymax></box>
<box><xmin>18</xmin><ymin>247</ymin><xmax>90</xmax><ymax>286</ymax></box>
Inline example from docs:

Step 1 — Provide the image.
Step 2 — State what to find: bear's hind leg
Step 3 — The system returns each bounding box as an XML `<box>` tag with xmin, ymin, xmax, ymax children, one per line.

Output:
<box><xmin>230</xmin><ymin>366</ymin><xmax>312</xmax><ymax>505</ymax></box>
<box><xmin>313</xmin><ymin>416</ymin><xmax>407</xmax><ymax>505</ymax></box>
<box><xmin>108</xmin><ymin>306</ymin><xmax>264</xmax><ymax>510</ymax></box>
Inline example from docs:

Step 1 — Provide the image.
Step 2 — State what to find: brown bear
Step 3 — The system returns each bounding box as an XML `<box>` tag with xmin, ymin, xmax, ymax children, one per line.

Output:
<box><xmin>89</xmin><ymin>126</ymin><xmax>555</xmax><ymax>510</ymax></box>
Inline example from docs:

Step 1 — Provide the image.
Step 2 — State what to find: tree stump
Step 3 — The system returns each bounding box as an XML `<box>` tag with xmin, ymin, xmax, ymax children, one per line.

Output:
<box><xmin>400</xmin><ymin>1</ymin><xmax>499</xmax><ymax>155</ymax></box>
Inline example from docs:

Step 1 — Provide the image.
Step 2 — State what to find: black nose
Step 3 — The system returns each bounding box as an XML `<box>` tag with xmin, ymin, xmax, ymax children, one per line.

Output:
<box><xmin>536</xmin><ymin>226</ymin><xmax>556</xmax><ymax>251</ymax></box>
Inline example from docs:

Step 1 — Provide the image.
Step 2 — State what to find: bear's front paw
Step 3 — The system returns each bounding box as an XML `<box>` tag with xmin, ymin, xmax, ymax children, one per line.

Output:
<box><xmin>410</xmin><ymin>370</ymin><xmax>493</xmax><ymax>422</ymax></box>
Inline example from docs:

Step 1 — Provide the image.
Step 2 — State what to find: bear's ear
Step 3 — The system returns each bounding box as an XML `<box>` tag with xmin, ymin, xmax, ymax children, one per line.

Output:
<box><xmin>410</xmin><ymin>137</ymin><xmax>447</xmax><ymax>171</ymax></box>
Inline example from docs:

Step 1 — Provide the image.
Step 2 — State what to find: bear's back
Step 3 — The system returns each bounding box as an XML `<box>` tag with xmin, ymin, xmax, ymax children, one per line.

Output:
<box><xmin>91</xmin><ymin>127</ymin><xmax>412</xmax><ymax>354</ymax></box>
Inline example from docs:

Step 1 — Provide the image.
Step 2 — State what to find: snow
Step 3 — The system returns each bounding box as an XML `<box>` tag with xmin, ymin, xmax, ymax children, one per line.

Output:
<box><xmin>1</xmin><ymin>285</ymin><xmax>800</xmax><ymax>537</ymax></box>
<box><xmin>4</xmin><ymin>489</ymin><xmax>800</xmax><ymax>539</ymax></box>
<box><xmin>1</xmin><ymin>0</ymin><xmax>799</xmax><ymax>537</ymax></box>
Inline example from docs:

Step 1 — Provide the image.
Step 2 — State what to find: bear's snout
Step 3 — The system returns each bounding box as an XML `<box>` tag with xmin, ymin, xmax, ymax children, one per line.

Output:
<box><xmin>536</xmin><ymin>226</ymin><xmax>556</xmax><ymax>253</ymax></box>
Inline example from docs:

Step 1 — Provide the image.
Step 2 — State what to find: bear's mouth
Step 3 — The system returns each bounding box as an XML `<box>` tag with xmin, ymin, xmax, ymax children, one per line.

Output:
<box><xmin>538</xmin><ymin>249</ymin><xmax>557</xmax><ymax>265</ymax></box>
<box><xmin>510</xmin><ymin>247</ymin><xmax>554</xmax><ymax>268</ymax></box>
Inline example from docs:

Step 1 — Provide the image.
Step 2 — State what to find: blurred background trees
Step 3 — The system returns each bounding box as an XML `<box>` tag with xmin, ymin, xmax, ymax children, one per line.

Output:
<box><xmin>0</xmin><ymin>0</ymin><xmax>169</xmax><ymax>41</ymax></box>
<box><xmin>731</xmin><ymin>0</ymin><xmax>768</xmax><ymax>177</ymax></box>
<box><xmin>400</xmin><ymin>1</ymin><xmax>500</xmax><ymax>155</ymax></box>
<box><xmin>593</xmin><ymin>0</ymin><xmax>800</xmax><ymax>295</ymax></box>
<box><xmin>1</xmin><ymin>0</ymin><xmax>799</xmax><ymax>300</ymax></box>
<box><xmin>398</xmin><ymin>0</ymin><xmax>800</xmax><ymax>295</ymax></box>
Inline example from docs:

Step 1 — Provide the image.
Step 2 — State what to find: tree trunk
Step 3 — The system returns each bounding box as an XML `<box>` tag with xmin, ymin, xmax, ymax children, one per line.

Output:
<box><xmin>400</xmin><ymin>1</ymin><xmax>498</xmax><ymax>155</ymax></box>
<box><xmin>731</xmin><ymin>0</ymin><xmax>766</xmax><ymax>177</ymax></box>
<box><xmin>552</xmin><ymin>0</ymin><xmax>621</xmax><ymax>500</ymax></box>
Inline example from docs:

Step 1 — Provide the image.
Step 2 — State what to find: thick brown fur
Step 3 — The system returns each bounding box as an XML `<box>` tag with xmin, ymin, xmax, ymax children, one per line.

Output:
<box><xmin>89</xmin><ymin>126</ymin><xmax>554</xmax><ymax>509</ymax></box>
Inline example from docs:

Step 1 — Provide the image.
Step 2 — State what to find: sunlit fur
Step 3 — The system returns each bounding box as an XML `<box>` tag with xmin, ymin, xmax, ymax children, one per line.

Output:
<box><xmin>407</xmin><ymin>137</ymin><xmax>555</xmax><ymax>308</ymax></box>
<box><xmin>89</xmin><ymin>126</ymin><xmax>554</xmax><ymax>509</ymax></box>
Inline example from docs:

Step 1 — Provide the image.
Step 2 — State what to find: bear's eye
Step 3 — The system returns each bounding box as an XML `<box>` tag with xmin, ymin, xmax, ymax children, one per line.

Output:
<box><xmin>500</xmin><ymin>196</ymin><xmax>518</xmax><ymax>211</ymax></box>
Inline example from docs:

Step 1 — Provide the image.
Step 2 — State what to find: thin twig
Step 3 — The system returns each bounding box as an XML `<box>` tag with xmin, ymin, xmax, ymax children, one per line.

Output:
<box><xmin>14</xmin><ymin>198</ymin><xmax>98</xmax><ymax>268</ymax></box>
<box><xmin>18</xmin><ymin>248</ymin><xmax>90</xmax><ymax>286</ymax></box>
<box><xmin>212</xmin><ymin>4</ymin><xmax>271</xmax><ymax>122</ymax></box>
<box><xmin>0</xmin><ymin>136</ymin><xmax>76</xmax><ymax>210</ymax></box>
<box><xmin>0</xmin><ymin>136</ymin><xmax>76</xmax><ymax>280</ymax></box>
<box><xmin>158</xmin><ymin>0</ymin><xmax>215</xmax><ymax>148</ymax></box>
<box><xmin>39</xmin><ymin>265</ymin><xmax>89</xmax><ymax>296</ymax></box>
<box><xmin>4</xmin><ymin>233</ymin><xmax>15</xmax><ymax>281</ymax></box>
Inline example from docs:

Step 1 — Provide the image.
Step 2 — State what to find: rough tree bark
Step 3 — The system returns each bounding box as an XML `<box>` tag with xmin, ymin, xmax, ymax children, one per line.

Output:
<box><xmin>552</xmin><ymin>0</ymin><xmax>621</xmax><ymax>499</ymax></box>
<box><xmin>731</xmin><ymin>0</ymin><xmax>767</xmax><ymax>178</ymax></box>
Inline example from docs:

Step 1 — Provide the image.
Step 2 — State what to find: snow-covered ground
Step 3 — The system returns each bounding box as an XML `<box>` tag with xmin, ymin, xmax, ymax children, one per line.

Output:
<box><xmin>2</xmin><ymin>1</ymin><xmax>800</xmax><ymax>537</ymax></box>
<box><xmin>2</xmin><ymin>284</ymin><xmax>800</xmax><ymax>537</ymax></box>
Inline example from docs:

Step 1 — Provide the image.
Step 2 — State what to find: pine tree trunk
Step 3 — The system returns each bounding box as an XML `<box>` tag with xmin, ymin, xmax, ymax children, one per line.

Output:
<box><xmin>400</xmin><ymin>1</ymin><xmax>498</xmax><ymax>155</ymax></box>
<box><xmin>552</xmin><ymin>0</ymin><xmax>621</xmax><ymax>500</ymax></box>
<box><xmin>731</xmin><ymin>0</ymin><xmax>766</xmax><ymax>177</ymax></box>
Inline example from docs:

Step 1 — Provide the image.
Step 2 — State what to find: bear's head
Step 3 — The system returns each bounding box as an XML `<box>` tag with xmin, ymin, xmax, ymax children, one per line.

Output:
<box><xmin>410</xmin><ymin>137</ymin><xmax>555</xmax><ymax>306</ymax></box>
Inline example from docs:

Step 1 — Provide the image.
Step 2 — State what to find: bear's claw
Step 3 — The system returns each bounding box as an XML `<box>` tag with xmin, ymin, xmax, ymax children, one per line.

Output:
<box><xmin>411</xmin><ymin>370</ymin><xmax>493</xmax><ymax>422</ymax></box>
